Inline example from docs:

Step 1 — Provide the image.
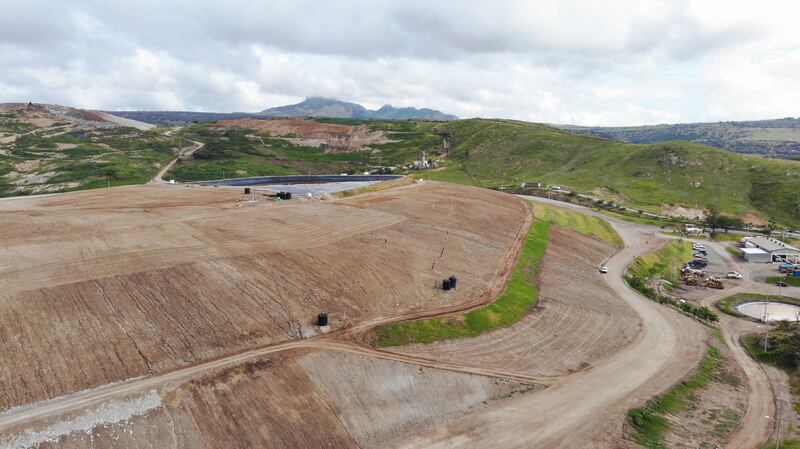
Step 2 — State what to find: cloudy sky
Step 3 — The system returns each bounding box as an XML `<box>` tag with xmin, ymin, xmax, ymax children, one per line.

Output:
<box><xmin>1</xmin><ymin>0</ymin><xmax>798</xmax><ymax>125</ymax></box>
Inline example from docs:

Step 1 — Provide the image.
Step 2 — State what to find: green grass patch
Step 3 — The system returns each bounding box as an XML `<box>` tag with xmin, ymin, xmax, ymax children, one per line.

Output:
<box><xmin>712</xmin><ymin>233</ymin><xmax>744</xmax><ymax>242</ymax></box>
<box><xmin>628</xmin><ymin>239</ymin><xmax>693</xmax><ymax>286</ymax></box>
<box><xmin>597</xmin><ymin>208</ymin><xmax>677</xmax><ymax>227</ymax></box>
<box><xmin>625</xmin><ymin>240</ymin><xmax>719</xmax><ymax>323</ymax></box>
<box><xmin>440</xmin><ymin>119</ymin><xmax>800</xmax><ymax>226</ymax></box>
<box><xmin>628</xmin><ymin>347</ymin><xmax>723</xmax><ymax>448</ymax></box>
<box><xmin>727</xmin><ymin>246</ymin><xmax>743</xmax><ymax>257</ymax></box>
<box><xmin>742</xmin><ymin>334</ymin><xmax>787</xmax><ymax>368</ymax></box>
<box><xmin>168</xmin><ymin>121</ymin><xmax>445</xmax><ymax>181</ymax></box>
<box><xmin>530</xmin><ymin>202</ymin><xmax>623</xmax><ymax>246</ymax></box>
<box><xmin>374</xmin><ymin>219</ymin><xmax>550</xmax><ymax>346</ymax></box>
<box><xmin>761</xmin><ymin>441</ymin><xmax>800</xmax><ymax>449</ymax></box>
<box><xmin>411</xmin><ymin>165</ymin><xmax>476</xmax><ymax>185</ymax></box>
<box><xmin>767</xmin><ymin>276</ymin><xmax>800</xmax><ymax>287</ymax></box>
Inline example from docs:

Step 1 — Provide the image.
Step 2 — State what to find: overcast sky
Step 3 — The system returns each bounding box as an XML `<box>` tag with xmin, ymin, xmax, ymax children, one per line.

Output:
<box><xmin>1</xmin><ymin>0</ymin><xmax>798</xmax><ymax>125</ymax></box>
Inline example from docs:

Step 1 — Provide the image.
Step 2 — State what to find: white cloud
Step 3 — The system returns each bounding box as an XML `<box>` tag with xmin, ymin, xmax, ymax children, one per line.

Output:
<box><xmin>0</xmin><ymin>0</ymin><xmax>798</xmax><ymax>125</ymax></box>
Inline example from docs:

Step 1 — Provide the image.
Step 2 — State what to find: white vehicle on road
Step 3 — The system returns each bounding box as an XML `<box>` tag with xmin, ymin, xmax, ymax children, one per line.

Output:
<box><xmin>726</xmin><ymin>271</ymin><xmax>742</xmax><ymax>280</ymax></box>
<box><xmin>599</xmin><ymin>266</ymin><xmax>608</xmax><ymax>274</ymax></box>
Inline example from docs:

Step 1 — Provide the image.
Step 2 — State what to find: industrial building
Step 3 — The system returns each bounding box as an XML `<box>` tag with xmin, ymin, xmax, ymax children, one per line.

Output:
<box><xmin>743</xmin><ymin>236</ymin><xmax>800</xmax><ymax>262</ymax></box>
<box><xmin>740</xmin><ymin>247</ymin><xmax>771</xmax><ymax>263</ymax></box>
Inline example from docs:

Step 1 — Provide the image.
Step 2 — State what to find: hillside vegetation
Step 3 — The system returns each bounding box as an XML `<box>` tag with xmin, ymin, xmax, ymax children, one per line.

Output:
<box><xmin>530</xmin><ymin>202</ymin><xmax>622</xmax><ymax>246</ymax></box>
<box><xmin>0</xmin><ymin>104</ymin><xmax>178</xmax><ymax>196</ymax></box>
<box><xmin>168</xmin><ymin>120</ymin><xmax>443</xmax><ymax>181</ymax></box>
<box><xmin>374</xmin><ymin>219</ymin><xmax>550</xmax><ymax>346</ymax></box>
<box><xmin>438</xmin><ymin>119</ymin><xmax>800</xmax><ymax>225</ymax></box>
<box><xmin>559</xmin><ymin>117</ymin><xmax>800</xmax><ymax>160</ymax></box>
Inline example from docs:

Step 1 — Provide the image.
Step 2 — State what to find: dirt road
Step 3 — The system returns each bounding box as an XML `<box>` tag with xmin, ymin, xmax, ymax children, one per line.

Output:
<box><xmin>0</xmin><ymin>183</ymin><xmax>536</xmax><ymax>434</ymax></box>
<box><xmin>388</xmin><ymin>198</ymin><xmax>707</xmax><ymax>448</ymax></box>
<box><xmin>151</xmin><ymin>128</ymin><xmax>203</xmax><ymax>183</ymax></box>
<box><xmin>1</xmin><ymin>190</ymin><xmax>778</xmax><ymax>447</ymax></box>
<box><xmin>0</xmin><ymin>333</ymin><xmax>554</xmax><ymax>434</ymax></box>
<box><xmin>700</xmin><ymin>240</ymin><xmax>782</xmax><ymax>448</ymax></box>
<box><xmin>519</xmin><ymin>197</ymin><xmax>783</xmax><ymax>448</ymax></box>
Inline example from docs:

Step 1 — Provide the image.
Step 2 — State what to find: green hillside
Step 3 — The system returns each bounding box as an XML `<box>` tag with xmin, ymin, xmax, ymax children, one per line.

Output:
<box><xmin>168</xmin><ymin>120</ymin><xmax>443</xmax><ymax>182</ymax></box>
<box><xmin>558</xmin><ymin>118</ymin><xmax>800</xmax><ymax>160</ymax></box>
<box><xmin>432</xmin><ymin>119</ymin><xmax>800</xmax><ymax>226</ymax></box>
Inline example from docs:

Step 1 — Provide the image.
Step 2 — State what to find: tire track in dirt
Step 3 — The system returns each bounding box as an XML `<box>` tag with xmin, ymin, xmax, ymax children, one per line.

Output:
<box><xmin>385</xmin><ymin>197</ymin><xmax>707</xmax><ymax>448</ymax></box>
<box><xmin>0</xmin><ymin>183</ymin><xmax>536</xmax><ymax>435</ymax></box>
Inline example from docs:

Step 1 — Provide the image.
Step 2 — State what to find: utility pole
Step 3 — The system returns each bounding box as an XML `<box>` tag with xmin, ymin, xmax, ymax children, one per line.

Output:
<box><xmin>763</xmin><ymin>311</ymin><xmax>770</xmax><ymax>352</ymax></box>
<box><xmin>775</xmin><ymin>396</ymin><xmax>791</xmax><ymax>449</ymax></box>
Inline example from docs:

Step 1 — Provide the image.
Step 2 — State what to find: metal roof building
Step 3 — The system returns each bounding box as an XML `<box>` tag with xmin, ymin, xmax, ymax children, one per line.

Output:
<box><xmin>746</xmin><ymin>236</ymin><xmax>800</xmax><ymax>262</ymax></box>
<box><xmin>740</xmin><ymin>247</ymin><xmax>771</xmax><ymax>263</ymax></box>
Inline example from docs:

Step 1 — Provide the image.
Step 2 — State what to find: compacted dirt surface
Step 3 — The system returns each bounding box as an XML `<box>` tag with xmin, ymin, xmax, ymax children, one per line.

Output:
<box><xmin>3</xmin><ymin>184</ymin><xmax>776</xmax><ymax>449</ymax></box>
<box><xmin>0</xmin><ymin>182</ymin><xmax>527</xmax><ymax>413</ymax></box>
<box><xmin>395</xmin><ymin>226</ymin><xmax>641</xmax><ymax>378</ymax></box>
<box><xmin>389</xmin><ymin>209</ymin><xmax>708</xmax><ymax>448</ymax></box>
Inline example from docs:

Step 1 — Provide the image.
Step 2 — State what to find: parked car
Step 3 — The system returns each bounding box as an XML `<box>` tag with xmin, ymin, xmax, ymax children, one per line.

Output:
<box><xmin>599</xmin><ymin>266</ymin><xmax>608</xmax><ymax>274</ymax></box>
<box><xmin>692</xmin><ymin>244</ymin><xmax>706</xmax><ymax>250</ymax></box>
<box><xmin>726</xmin><ymin>271</ymin><xmax>742</xmax><ymax>280</ymax></box>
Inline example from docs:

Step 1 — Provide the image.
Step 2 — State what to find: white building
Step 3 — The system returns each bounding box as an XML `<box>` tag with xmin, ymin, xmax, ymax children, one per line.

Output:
<box><xmin>744</xmin><ymin>236</ymin><xmax>800</xmax><ymax>262</ymax></box>
<box><xmin>740</xmin><ymin>247</ymin><xmax>771</xmax><ymax>263</ymax></box>
<box><xmin>684</xmin><ymin>224</ymin><xmax>704</xmax><ymax>235</ymax></box>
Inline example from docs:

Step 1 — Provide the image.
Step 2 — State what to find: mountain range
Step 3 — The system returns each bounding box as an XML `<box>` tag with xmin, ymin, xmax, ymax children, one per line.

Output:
<box><xmin>260</xmin><ymin>97</ymin><xmax>458</xmax><ymax>121</ymax></box>
<box><xmin>107</xmin><ymin>97</ymin><xmax>456</xmax><ymax>125</ymax></box>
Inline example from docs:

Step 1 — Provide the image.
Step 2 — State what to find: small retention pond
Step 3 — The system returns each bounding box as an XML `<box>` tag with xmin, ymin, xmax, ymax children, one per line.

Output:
<box><xmin>194</xmin><ymin>175</ymin><xmax>402</xmax><ymax>195</ymax></box>
<box><xmin>736</xmin><ymin>301</ymin><xmax>800</xmax><ymax>322</ymax></box>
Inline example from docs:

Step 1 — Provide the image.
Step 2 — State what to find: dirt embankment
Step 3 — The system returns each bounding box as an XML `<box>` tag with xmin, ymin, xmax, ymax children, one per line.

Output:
<box><xmin>216</xmin><ymin>118</ymin><xmax>391</xmax><ymax>152</ymax></box>
<box><xmin>393</xmin><ymin>226</ymin><xmax>641</xmax><ymax>377</ymax></box>
<box><xmin>298</xmin><ymin>351</ymin><xmax>527</xmax><ymax>449</ymax></box>
<box><xmin>20</xmin><ymin>346</ymin><xmax>533</xmax><ymax>449</ymax></box>
<box><xmin>0</xmin><ymin>182</ymin><xmax>528</xmax><ymax>412</ymax></box>
<box><xmin>30</xmin><ymin>353</ymin><xmax>360</xmax><ymax>449</ymax></box>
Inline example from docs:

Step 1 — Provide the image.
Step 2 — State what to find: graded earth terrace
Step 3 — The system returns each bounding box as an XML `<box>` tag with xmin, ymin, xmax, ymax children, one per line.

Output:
<box><xmin>0</xmin><ymin>181</ymin><xmax>528</xmax><ymax>415</ymax></box>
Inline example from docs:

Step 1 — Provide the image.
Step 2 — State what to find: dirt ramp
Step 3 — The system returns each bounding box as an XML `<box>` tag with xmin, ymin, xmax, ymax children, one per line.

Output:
<box><xmin>298</xmin><ymin>351</ymin><xmax>527</xmax><ymax>449</ymax></box>
<box><xmin>0</xmin><ymin>182</ymin><xmax>529</xmax><ymax>412</ymax></box>
<box><xmin>33</xmin><ymin>355</ymin><xmax>358</xmax><ymax>449</ymax></box>
<box><xmin>393</xmin><ymin>226</ymin><xmax>641</xmax><ymax>377</ymax></box>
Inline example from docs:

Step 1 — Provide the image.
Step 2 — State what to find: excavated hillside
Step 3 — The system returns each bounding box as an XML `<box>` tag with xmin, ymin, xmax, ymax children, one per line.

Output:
<box><xmin>0</xmin><ymin>181</ymin><xmax>528</xmax><ymax>412</ymax></box>
<box><xmin>215</xmin><ymin>118</ymin><xmax>391</xmax><ymax>152</ymax></box>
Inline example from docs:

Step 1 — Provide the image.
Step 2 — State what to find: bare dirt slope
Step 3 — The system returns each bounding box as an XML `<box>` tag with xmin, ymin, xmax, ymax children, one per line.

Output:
<box><xmin>298</xmin><ymin>351</ymin><xmax>528</xmax><ymax>449</ymax></box>
<box><xmin>216</xmin><ymin>118</ymin><xmax>390</xmax><ymax>152</ymax></box>
<box><xmin>389</xmin><ymin>207</ymin><xmax>708</xmax><ymax>448</ymax></box>
<box><xmin>26</xmin><ymin>353</ymin><xmax>360</xmax><ymax>449</ymax></box>
<box><xmin>94</xmin><ymin>112</ymin><xmax>155</xmax><ymax>131</ymax></box>
<box><xmin>394</xmin><ymin>226</ymin><xmax>641</xmax><ymax>377</ymax></box>
<box><xmin>0</xmin><ymin>182</ymin><xmax>528</xmax><ymax>412</ymax></box>
<box><xmin>15</xmin><ymin>347</ymin><xmax>533</xmax><ymax>449</ymax></box>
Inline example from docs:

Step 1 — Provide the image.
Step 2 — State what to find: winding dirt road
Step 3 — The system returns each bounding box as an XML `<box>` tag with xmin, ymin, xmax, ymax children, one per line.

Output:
<box><xmin>151</xmin><ymin>128</ymin><xmax>203</xmax><ymax>183</ymax></box>
<box><xmin>2</xmin><ymin>192</ymin><xmax>777</xmax><ymax>447</ymax></box>
<box><xmin>391</xmin><ymin>201</ymin><xmax>707</xmax><ymax>448</ymax></box>
<box><xmin>700</xmin><ymin>239</ymin><xmax>791</xmax><ymax>448</ymax></box>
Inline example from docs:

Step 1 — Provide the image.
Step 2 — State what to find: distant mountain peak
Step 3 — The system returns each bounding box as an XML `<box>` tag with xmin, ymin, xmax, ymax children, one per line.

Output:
<box><xmin>260</xmin><ymin>98</ymin><xmax>457</xmax><ymax>121</ymax></box>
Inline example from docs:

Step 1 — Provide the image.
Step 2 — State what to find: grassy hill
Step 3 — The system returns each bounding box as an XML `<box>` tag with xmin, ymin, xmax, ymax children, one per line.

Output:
<box><xmin>167</xmin><ymin>120</ymin><xmax>443</xmax><ymax>181</ymax></box>
<box><xmin>429</xmin><ymin>119</ymin><xmax>800</xmax><ymax>226</ymax></box>
<box><xmin>558</xmin><ymin>117</ymin><xmax>800</xmax><ymax>160</ymax></box>
<box><xmin>0</xmin><ymin>104</ymin><xmax>179</xmax><ymax>197</ymax></box>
